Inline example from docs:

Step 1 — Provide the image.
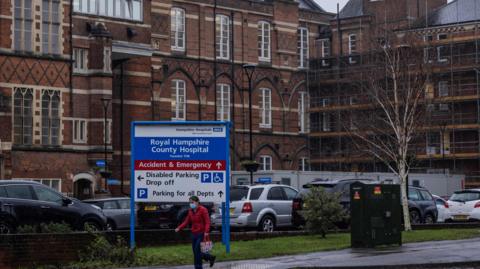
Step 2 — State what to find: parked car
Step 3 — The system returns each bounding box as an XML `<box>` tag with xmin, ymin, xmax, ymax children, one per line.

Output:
<box><xmin>0</xmin><ymin>180</ymin><xmax>107</xmax><ymax>234</ymax></box>
<box><xmin>433</xmin><ymin>195</ymin><xmax>450</xmax><ymax>222</ymax></box>
<box><xmin>292</xmin><ymin>179</ymin><xmax>374</xmax><ymax>228</ymax></box>
<box><xmin>84</xmin><ymin>197</ymin><xmax>136</xmax><ymax>230</ymax></box>
<box><xmin>446</xmin><ymin>189</ymin><xmax>480</xmax><ymax>222</ymax></box>
<box><xmin>407</xmin><ymin>186</ymin><xmax>438</xmax><ymax>224</ymax></box>
<box><xmin>137</xmin><ymin>202</ymin><xmax>214</xmax><ymax>229</ymax></box>
<box><xmin>211</xmin><ymin>184</ymin><xmax>299</xmax><ymax>232</ymax></box>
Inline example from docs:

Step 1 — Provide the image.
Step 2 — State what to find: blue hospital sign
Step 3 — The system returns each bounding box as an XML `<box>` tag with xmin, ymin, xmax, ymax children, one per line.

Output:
<box><xmin>131</xmin><ymin>122</ymin><xmax>229</xmax><ymax>203</ymax></box>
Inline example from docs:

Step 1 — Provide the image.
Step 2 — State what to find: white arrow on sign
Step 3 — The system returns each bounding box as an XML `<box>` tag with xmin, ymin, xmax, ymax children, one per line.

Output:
<box><xmin>216</xmin><ymin>162</ymin><xmax>222</xmax><ymax>169</ymax></box>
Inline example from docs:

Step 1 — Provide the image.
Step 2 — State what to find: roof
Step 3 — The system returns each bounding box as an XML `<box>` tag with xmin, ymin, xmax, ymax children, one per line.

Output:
<box><xmin>298</xmin><ymin>0</ymin><xmax>326</xmax><ymax>12</ymax></box>
<box><xmin>428</xmin><ymin>0</ymin><xmax>480</xmax><ymax>26</ymax></box>
<box><xmin>337</xmin><ymin>0</ymin><xmax>365</xmax><ymax>19</ymax></box>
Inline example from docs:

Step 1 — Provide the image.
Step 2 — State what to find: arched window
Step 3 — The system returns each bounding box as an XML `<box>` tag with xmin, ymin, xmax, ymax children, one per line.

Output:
<box><xmin>216</xmin><ymin>84</ymin><xmax>231</xmax><ymax>121</ymax></box>
<box><xmin>41</xmin><ymin>90</ymin><xmax>60</xmax><ymax>145</ymax></box>
<box><xmin>259</xmin><ymin>88</ymin><xmax>272</xmax><ymax>128</ymax></box>
<box><xmin>13</xmin><ymin>88</ymin><xmax>33</xmax><ymax>145</ymax></box>
<box><xmin>171</xmin><ymin>79</ymin><xmax>186</xmax><ymax>121</ymax></box>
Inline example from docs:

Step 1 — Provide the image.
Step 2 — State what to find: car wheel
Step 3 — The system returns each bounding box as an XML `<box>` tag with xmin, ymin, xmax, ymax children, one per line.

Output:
<box><xmin>83</xmin><ymin>220</ymin><xmax>102</xmax><ymax>231</ymax></box>
<box><xmin>0</xmin><ymin>220</ymin><xmax>14</xmax><ymax>234</ymax></box>
<box><xmin>409</xmin><ymin>210</ymin><xmax>421</xmax><ymax>225</ymax></box>
<box><xmin>106</xmin><ymin>220</ymin><xmax>116</xmax><ymax>231</ymax></box>
<box><xmin>259</xmin><ymin>215</ymin><xmax>275</xmax><ymax>233</ymax></box>
<box><xmin>424</xmin><ymin>213</ymin><xmax>435</xmax><ymax>224</ymax></box>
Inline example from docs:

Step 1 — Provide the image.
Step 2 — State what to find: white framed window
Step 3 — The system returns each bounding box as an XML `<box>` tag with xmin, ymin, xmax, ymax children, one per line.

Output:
<box><xmin>259</xmin><ymin>88</ymin><xmax>272</xmax><ymax>128</ymax></box>
<box><xmin>104</xmin><ymin>119</ymin><xmax>111</xmax><ymax>144</ymax></box>
<box><xmin>171</xmin><ymin>80</ymin><xmax>186</xmax><ymax>121</ymax></box>
<box><xmin>322</xmin><ymin>113</ymin><xmax>331</xmax><ymax>132</ymax></box>
<box><xmin>216</xmin><ymin>14</ymin><xmax>230</xmax><ymax>60</ymax></box>
<box><xmin>103</xmin><ymin>47</ymin><xmax>112</xmax><ymax>73</ymax></box>
<box><xmin>348</xmin><ymin>34</ymin><xmax>357</xmax><ymax>54</ymax></box>
<box><xmin>298</xmin><ymin>92</ymin><xmax>309</xmax><ymax>133</ymax></box>
<box><xmin>320</xmin><ymin>39</ymin><xmax>330</xmax><ymax>66</ymax></box>
<box><xmin>73</xmin><ymin>119</ymin><xmax>87</xmax><ymax>143</ymax></box>
<box><xmin>258</xmin><ymin>21</ymin><xmax>271</xmax><ymax>61</ymax></box>
<box><xmin>259</xmin><ymin>155</ymin><xmax>272</xmax><ymax>171</ymax></box>
<box><xmin>13</xmin><ymin>88</ymin><xmax>34</xmax><ymax>145</ymax></box>
<box><xmin>73</xmin><ymin>48</ymin><xmax>88</xmax><ymax>73</ymax></box>
<box><xmin>298</xmin><ymin>157</ymin><xmax>310</xmax><ymax>171</ymax></box>
<box><xmin>438</xmin><ymin>81</ymin><xmax>449</xmax><ymax>97</ymax></box>
<box><xmin>41</xmin><ymin>90</ymin><xmax>61</xmax><ymax>146</ymax></box>
<box><xmin>298</xmin><ymin>27</ymin><xmax>309</xmax><ymax>68</ymax></box>
<box><xmin>42</xmin><ymin>0</ymin><xmax>61</xmax><ymax>55</ymax></box>
<box><xmin>73</xmin><ymin>0</ymin><xmax>142</xmax><ymax>21</ymax></box>
<box><xmin>19</xmin><ymin>178</ymin><xmax>62</xmax><ymax>192</ymax></box>
<box><xmin>13</xmin><ymin>0</ymin><xmax>33</xmax><ymax>52</ymax></box>
<box><xmin>171</xmin><ymin>8</ymin><xmax>186</xmax><ymax>51</ymax></box>
<box><xmin>216</xmin><ymin>84</ymin><xmax>230</xmax><ymax>121</ymax></box>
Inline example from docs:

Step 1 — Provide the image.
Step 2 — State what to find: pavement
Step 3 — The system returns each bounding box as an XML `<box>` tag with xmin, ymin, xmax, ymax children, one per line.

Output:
<box><xmin>130</xmin><ymin>237</ymin><xmax>480</xmax><ymax>269</ymax></box>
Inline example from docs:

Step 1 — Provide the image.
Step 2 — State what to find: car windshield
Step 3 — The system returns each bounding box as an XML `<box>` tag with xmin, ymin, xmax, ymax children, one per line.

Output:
<box><xmin>303</xmin><ymin>183</ymin><xmax>335</xmax><ymax>193</ymax></box>
<box><xmin>230</xmin><ymin>187</ymin><xmax>249</xmax><ymax>201</ymax></box>
<box><xmin>450</xmin><ymin>192</ymin><xmax>480</xmax><ymax>202</ymax></box>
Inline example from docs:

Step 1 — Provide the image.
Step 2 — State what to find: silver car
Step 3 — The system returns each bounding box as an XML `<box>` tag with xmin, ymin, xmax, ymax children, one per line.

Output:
<box><xmin>211</xmin><ymin>184</ymin><xmax>299</xmax><ymax>232</ymax></box>
<box><xmin>85</xmin><ymin>197</ymin><xmax>136</xmax><ymax>230</ymax></box>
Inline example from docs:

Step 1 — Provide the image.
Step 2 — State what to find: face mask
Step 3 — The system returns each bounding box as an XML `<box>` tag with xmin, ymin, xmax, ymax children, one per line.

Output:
<box><xmin>190</xmin><ymin>203</ymin><xmax>197</xmax><ymax>210</ymax></box>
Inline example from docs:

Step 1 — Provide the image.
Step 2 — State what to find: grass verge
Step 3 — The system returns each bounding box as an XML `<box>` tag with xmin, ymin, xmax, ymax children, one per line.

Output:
<box><xmin>135</xmin><ymin>229</ymin><xmax>480</xmax><ymax>266</ymax></box>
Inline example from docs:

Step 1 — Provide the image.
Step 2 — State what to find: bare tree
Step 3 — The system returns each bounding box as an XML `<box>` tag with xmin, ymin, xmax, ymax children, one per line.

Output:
<box><xmin>348</xmin><ymin>34</ymin><xmax>428</xmax><ymax>231</ymax></box>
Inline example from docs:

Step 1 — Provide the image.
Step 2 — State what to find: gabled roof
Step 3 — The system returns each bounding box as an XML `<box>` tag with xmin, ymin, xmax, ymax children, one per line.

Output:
<box><xmin>337</xmin><ymin>0</ymin><xmax>365</xmax><ymax>19</ymax></box>
<box><xmin>428</xmin><ymin>0</ymin><xmax>480</xmax><ymax>26</ymax></box>
<box><xmin>298</xmin><ymin>0</ymin><xmax>326</xmax><ymax>12</ymax></box>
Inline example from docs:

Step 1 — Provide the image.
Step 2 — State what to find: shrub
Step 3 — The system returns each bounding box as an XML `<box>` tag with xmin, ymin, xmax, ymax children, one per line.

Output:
<box><xmin>17</xmin><ymin>222</ymin><xmax>72</xmax><ymax>234</ymax></box>
<box><xmin>300</xmin><ymin>187</ymin><xmax>348</xmax><ymax>238</ymax></box>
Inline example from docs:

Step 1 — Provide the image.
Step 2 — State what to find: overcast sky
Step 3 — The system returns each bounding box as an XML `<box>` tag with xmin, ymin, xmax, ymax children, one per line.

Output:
<box><xmin>314</xmin><ymin>0</ymin><xmax>349</xmax><ymax>13</ymax></box>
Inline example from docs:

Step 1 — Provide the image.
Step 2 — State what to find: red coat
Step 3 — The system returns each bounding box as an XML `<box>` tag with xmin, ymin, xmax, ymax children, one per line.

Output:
<box><xmin>177</xmin><ymin>205</ymin><xmax>210</xmax><ymax>235</ymax></box>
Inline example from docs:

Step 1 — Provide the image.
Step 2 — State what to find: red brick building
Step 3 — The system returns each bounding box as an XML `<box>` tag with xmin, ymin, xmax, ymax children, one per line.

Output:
<box><xmin>0</xmin><ymin>0</ymin><xmax>331</xmax><ymax>198</ymax></box>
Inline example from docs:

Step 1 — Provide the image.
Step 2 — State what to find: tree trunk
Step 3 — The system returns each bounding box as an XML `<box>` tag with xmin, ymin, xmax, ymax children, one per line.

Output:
<box><xmin>399</xmin><ymin>165</ymin><xmax>412</xmax><ymax>231</ymax></box>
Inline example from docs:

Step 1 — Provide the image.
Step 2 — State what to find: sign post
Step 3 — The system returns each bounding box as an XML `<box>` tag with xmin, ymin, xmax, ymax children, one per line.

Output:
<box><xmin>130</xmin><ymin>121</ymin><xmax>230</xmax><ymax>253</ymax></box>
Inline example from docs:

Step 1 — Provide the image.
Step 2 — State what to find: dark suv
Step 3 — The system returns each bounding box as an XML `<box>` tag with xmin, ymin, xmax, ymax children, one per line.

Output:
<box><xmin>0</xmin><ymin>180</ymin><xmax>107</xmax><ymax>233</ymax></box>
<box><xmin>408</xmin><ymin>185</ymin><xmax>438</xmax><ymax>224</ymax></box>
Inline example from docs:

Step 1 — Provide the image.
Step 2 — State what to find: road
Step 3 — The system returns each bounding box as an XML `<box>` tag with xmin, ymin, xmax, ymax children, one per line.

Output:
<box><xmin>128</xmin><ymin>237</ymin><xmax>480</xmax><ymax>269</ymax></box>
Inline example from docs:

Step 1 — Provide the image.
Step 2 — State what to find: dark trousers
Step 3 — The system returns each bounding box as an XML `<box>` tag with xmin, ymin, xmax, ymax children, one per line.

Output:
<box><xmin>191</xmin><ymin>233</ymin><xmax>213</xmax><ymax>269</ymax></box>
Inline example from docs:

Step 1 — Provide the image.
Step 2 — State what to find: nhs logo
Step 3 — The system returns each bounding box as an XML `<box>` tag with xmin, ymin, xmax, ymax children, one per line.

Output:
<box><xmin>213</xmin><ymin>128</ymin><xmax>223</xmax><ymax>132</ymax></box>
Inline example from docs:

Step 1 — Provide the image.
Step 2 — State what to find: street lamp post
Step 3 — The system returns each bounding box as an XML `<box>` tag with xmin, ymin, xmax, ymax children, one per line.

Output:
<box><xmin>243</xmin><ymin>64</ymin><xmax>256</xmax><ymax>185</ymax></box>
<box><xmin>101</xmin><ymin>97</ymin><xmax>112</xmax><ymax>191</ymax></box>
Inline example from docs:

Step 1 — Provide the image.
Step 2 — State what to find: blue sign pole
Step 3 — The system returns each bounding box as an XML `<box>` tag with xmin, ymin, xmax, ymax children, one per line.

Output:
<box><xmin>130</xmin><ymin>122</ymin><xmax>136</xmax><ymax>250</ymax></box>
<box><xmin>225</xmin><ymin>122</ymin><xmax>231</xmax><ymax>254</ymax></box>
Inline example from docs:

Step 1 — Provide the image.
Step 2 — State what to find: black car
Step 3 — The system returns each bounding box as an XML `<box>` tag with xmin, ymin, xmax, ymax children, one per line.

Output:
<box><xmin>292</xmin><ymin>178</ymin><xmax>374</xmax><ymax>228</ymax></box>
<box><xmin>137</xmin><ymin>202</ymin><xmax>215</xmax><ymax>229</ymax></box>
<box><xmin>0</xmin><ymin>180</ymin><xmax>107</xmax><ymax>234</ymax></box>
<box><xmin>408</xmin><ymin>185</ymin><xmax>438</xmax><ymax>224</ymax></box>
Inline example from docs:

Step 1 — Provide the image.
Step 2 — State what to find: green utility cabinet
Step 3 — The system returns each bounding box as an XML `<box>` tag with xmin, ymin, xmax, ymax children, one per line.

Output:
<box><xmin>350</xmin><ymin>182</ymin><xmax>402</xmax><ymax>248</ymax></box>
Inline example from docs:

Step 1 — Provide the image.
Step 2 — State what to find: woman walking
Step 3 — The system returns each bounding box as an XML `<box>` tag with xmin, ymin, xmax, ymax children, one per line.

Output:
<box><xmin>175</xmin><ymin>196</ymin><xmax>216</xmax><ymax>269</ymax></box>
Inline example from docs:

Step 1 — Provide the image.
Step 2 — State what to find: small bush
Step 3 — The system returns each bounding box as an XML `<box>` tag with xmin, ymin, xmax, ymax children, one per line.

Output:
<box><xmin>17</xmin><ymin>222</ymin><xmax>73</xmax><ymax>234</ymax></box>
<box><xmin>300</xmin><ymin>187</ymin><xmax>348</xmax><ymax>238</ymax></box>
<box><xmin>17</xmin><ymin>225</ymin><xmax>39</xmax><ymax>234</ymax></box>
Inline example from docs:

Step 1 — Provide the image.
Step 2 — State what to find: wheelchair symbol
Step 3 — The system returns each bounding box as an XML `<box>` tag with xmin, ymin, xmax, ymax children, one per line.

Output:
<box><xmin>212</xmin><ymin>173</ymin><xmax>224</xmax><ymax>183</ymax></box>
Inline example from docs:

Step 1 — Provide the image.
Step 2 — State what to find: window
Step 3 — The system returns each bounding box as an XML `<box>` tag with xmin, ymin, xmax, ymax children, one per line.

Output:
<box><xmin>42</xmin><ymin>0</ymin><xmax>61</xmax><ymax>55</ymax></box>
<box><xmin>438</xmin><ymin>81</ymin><xmax>449</xmax><ymax>97</ymax></box>
<box><xmin>259</xmin><ymin>155</ymin><xmax>272</xmax><ymax>171</ymax></box>
<box><xmin>259</xmin><ymin>88</ymin><xmax>272</xmax><ymax>128</ymax></box>
<box><xmin>104</xmin><ymin>119</ymin><xmax>111</xmax><ymax>144</ymax></box>
<box><xmin>13</xmin><ymin>0</ymin><xmax>33</xmax><ymax>52</ymax></box>
<box><xmin>408</xmin><ymin>189</ymin><xmax>421</xmax><ymax>201</ymax></box>
<box><xmin>298</xmin><ymin>157</ymin><xmax>310</xmax><ymax>171</ymax></box>
<box><xmin>258</xmin><ymin>21</ymin><xmax>271</xmax><ymax>61</ymax></box>
<box><xmin>104</xmin><ymin>47</ymin><xmax>112</xmax><ymax>73</ymax></box>
<box><xmin>73</xmin><ymin>0</ymin><xmax>142</xmax><ymax>21</ymax></box>
<box><xmin>348</xmin><ymin>34</ymin><xmax>357</xmax><ymax>64</ymax></box>
<box><xmin>171</xmin><ymin>80</ymin><xmax>186</xmax><ymax>121</ymax></box>
<box><xmin>33</xmin><ymin>186</ymin><xmax>63</xmax><ymax>205</ymax></box>
<box><xmin>420</xmin><ymin>190</ymin><xmax>433</xmax><ymax>201</ymax></box>
<box><xmin>249</xmin><ymin>188</ymin><xmax>264</xmax><ymax>200</ymax></box>
<box><xmin>171</xmin><ymin>8</ymin><xmax>185</xmax><ymax>51</ymax></box>
<box><xmin>216</xmin><ymin>15</ymin><xmax>230</xmax><ymax>60</ymax></box>
<box><xmin>118</xmin><ymin>199</ymin><xmax>130</xmax><ymax>209</ymax></box>
<box><xmin>298</xmin><ymin>92</ymin><xmax>309</xmax><ymax>133</ymax></box>
<box><xmin>0</xmin><ymin>187</ymin><xmax>6</xmax><ymax>198</ymax></box>
<box><xmin>103</xmin><ymin>201</ymin><xmax>118</xmax><ymax>209</ymax></box>
<box><xmin>319</xmin><ymin>39</ymin><xmax>330</xmax><ymax>66</ymax></box>
<box><xmin>24</xmin><ymin>179</ymin><xmax>61</xmax><ymax>192</ymax></box>
<box><xmin>216</xmin><ymin>84</ymin><xmax>230</xmax><ymax>121</ymax></box>
<box><xmin>283</xmin><ymin>187</ymin><xmax>298</xmax><ymax>200</ymax></box>
<box><xmin>5</xmin><ymin>185</ymin><xmax>34</xmax><ymax>200</ymax></box>
<box><xmin>298</xmin><ymin>27</ymin><xmax>309</xmax><ymax>68</ymax></box>
<box><xmin>267</xmin><ymin>187</ymin><xmax>285</xmax><ymax>200</ymax></box>
<box><xmin>73</xmin><ymin>48</ymin><xmax>88</xmax><ymax>73</ymax></box>
<box><xmin>73</xmin><ymin>119</ymin><xmax>87</xmax><ymax>143</ymax></box>
<box><xmin>437</xmin><ymin>46</ymin><xmax>448</xmax><ymax>62</ymax></box>
<box><xmin>41</xmin><ymin>90</ymin><xmax>61</xmax><ymax>146</ymax></box>
<box><xmin>322</xmin><ymin>113</ymin><xmax>331</xmax><ymax>132</ymax></box>
<box><xmin>13</xmin><ymin>88</ymin><xmax>33</xmax><ymax>145</ymax></box>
